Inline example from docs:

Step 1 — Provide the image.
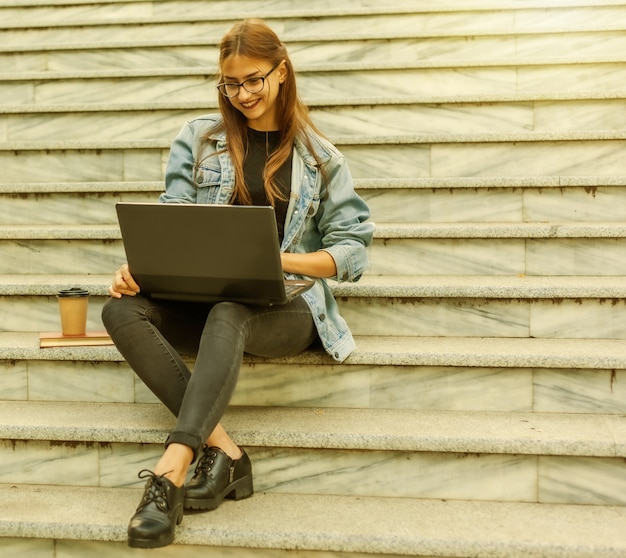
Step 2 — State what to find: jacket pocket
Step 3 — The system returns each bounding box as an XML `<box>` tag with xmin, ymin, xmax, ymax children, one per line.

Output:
<box><xmin>193</xmin><ymin>162</ymin><xmax>221</xmax><ymax>203</ymax></box>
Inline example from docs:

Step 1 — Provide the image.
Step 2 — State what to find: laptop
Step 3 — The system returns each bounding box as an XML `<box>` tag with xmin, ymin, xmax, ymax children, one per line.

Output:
<box><xmin>115</xmin><ymin>202</ymin><xmax>314</xmax><ymax>305</ymax></box>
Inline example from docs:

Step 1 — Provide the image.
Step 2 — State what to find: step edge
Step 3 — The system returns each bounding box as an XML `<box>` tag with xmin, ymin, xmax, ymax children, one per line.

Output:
<box><xmin>3</xmin><ymin>222</ymin><xmax>626</xmax><ymax>239</ymax></box>
<box><xmin>3</xmin><ymin>332</ymin><xmax>626</xmax><ymax>369</ymax></box>
<box><xmin>3</xmin><ymin>130</ymin><xmax>626</xmax><ymax>151</ymax></box>
<box><xmin>2</xmin><ymin>274</ymin><xmax>626</xmax><ymax>299</ymax></box>
<box><xmin>0</xmin><ymin>401</ymin><xmax>624</xmax><ymax>457</ymax></box>
<box><xmin>1</xmin><ymin>485</ymin><xmax>624</xmax><ymax>556</ymax></box>
<box><xmin>2</xmin><ymin>175</ymin><xmax>626</xmax><ymax>193</ymax></box>
<box><xmin>2</xmin><ymin>54</ymin><xmax>626</xmax><ymax>81</ymax></box>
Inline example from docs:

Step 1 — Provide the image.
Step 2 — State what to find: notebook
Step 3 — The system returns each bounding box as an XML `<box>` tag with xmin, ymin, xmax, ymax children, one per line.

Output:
<box><xmin>115</xmin><ymin>202</ymin><xmax>314</xmax><ymax>305</ymax></box>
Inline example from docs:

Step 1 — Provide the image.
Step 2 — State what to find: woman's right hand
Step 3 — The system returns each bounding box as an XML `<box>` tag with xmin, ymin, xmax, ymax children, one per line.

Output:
<box><xmin>108</xmin><ymin>263</ymin><xmax>140</xmax><ymax>298</ymax></box>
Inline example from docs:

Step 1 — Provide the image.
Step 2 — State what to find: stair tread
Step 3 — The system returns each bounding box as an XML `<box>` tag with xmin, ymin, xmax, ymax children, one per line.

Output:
<box><xmin>3</xmin><ymin>130</ymin><xmax>626</xmax><ymax>151</ymax></box>
<box><xmin>3</xmin><ymin>221</ymin><xmax>626</xmax><ymax>239</ymax></box>
<box><xmin>3</xmin><ymin>50</ymin><xmax>626</xmax><ymax>79</ymax></box>
<box><xmin>3</xmin><ymin>90</ymin><xmax>626</xmax><ymax>112</ymax></box>
<box><xmin>2</xmin><ymin>175</ymin><xmax>626</xmax><ymax>194</ymax></box>
<box><xmin>3</xmin><ymin>331</ymin><xmax>626</xmax><ymax>369</ymax></box>
<box><xmin>1</xmin><ymin>400</ymin><xmax>625</xmax><ymax>456</ymax></box>
<box><xmin>0</xmin><ymin>483</ymin><xmax>625</xmax><ymax>556</ymax></box>
<box><xmin>2</xmin><ymin>273</ymin><xmax>626</xmax><ymax>298</ymax></box>
<box><xmin>2</xmin><ymin>0</ymin><xmax>625</xmax><ymax>37</ymax></box>
<box><xmin>3</xmin><ymin>24</ymin><xmax>626</xmax><ymax>52</ymax></box>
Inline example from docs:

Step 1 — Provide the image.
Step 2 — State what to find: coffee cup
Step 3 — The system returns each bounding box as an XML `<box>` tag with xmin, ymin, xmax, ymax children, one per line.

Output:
<box><xmin>57</xmin><ymin>288</ymin><xmax>89</xmax><ymax>336</ymax></box>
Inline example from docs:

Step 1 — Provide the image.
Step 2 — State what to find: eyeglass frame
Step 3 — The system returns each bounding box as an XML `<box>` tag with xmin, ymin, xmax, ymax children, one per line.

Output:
<box><xmin>216</xmin><ymin>62</ymin><xmax>281</xmax><ymax>98</ymax></box>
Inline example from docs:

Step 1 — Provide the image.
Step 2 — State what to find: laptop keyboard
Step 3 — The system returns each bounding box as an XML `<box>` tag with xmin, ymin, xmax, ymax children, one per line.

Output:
<box><xmin>284</xmin><ymin>283</ymin><xmax>301</xmax><ymax>295</ymax></box>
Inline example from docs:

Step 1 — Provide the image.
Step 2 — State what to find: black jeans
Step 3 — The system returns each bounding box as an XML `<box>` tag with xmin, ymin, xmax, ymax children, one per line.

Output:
<box><xmin>102</xmin><ymin>295</ymin><xmax>317</xmax><ymax>460</ymax></box>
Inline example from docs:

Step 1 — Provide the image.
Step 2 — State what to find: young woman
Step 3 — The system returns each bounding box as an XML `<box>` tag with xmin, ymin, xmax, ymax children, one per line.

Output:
<box><xmin>102</xmin><ymin>19</ymin><xmax>374</xmax><ymax>549</ymax></box>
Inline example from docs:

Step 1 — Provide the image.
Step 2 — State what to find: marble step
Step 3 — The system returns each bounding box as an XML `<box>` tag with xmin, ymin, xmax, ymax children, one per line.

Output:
<box><xmin>3</xmin><ymin>2</ymin><xmax>626</xmax><ymax>41</ymax></box>
<box><xmin>1</xmin><ymin>134</ymin><xmax>626</xmax><ymax>182</ymax></box>
<box><xmin>5</xmin><ymin>330</ymin><xmax>626</xmax><ymax>407</ymax></box>
<box><xmin>4</xmin><ymin>338</ymin><xmax>626</xmax><ymax>416</ymax></box>
<box><xmin>5</xmin><ymin>272</ymin><xmax>626</xmax><ymax>299</ymax></box>
<box><xmin>2</xmin><ymin>222</ymin><xmax>626</xmax><ymax>276</ymax></box>
<box><xmin>2</xmin><ymin>487</ymin><xmax>625</xmax><ymax>558</ymax></box>
<box><xmin>5</xmin><ymin>330</ymin><xmax>626</xmax><ymax>369</ymax></box>
<box><xmin>2</xmin><ymin>176</ymin><xmax>626</xmax><ymax>226</ymax></box>
<box><xmin>4</xmin><ymin>96</ymin><xmax>626</xmax><ymax>142</ymax></box>
<box><xmin>3</xmin><ymin>331</ymin><xmax>626</xmax><ymax>414</ymax></box>
<box><xmin>3</xmin><ymin>0</ymin><xmax>625</xmax><ymax>27</ymax></box>
<box><xmin>1</xmin><ymin>401</ymin><xmax>626</xmax><ymax>505</ymax></box>
<box><xmin>4</xmin><ymin>29</ymin><xmax>626</xmax><ymax>74</ymax></box>
<box><xmin>2</xmin><ymin>2</ymin><xmax>625</xmax><ymax>44</ymax></box>
<box><xmin>3</xmin><ymin>58</ymin><xmax>626</xmax><ymax>107</ymax></box>
<box><xmin>3</xmin><ymin>175</ymin><xmax>625</xmax><ymax>193</ymax></box>
<box><xmin>2</xmin><ymin>90</ymin><xmax>624</xmax><ymax>111</ymax></box>
<box><xmin>369</xmin><ymin>223</ymin><xmax>626</xmax><ymax>276</ymax></box>
<box><xmin>3</xmin><ymin>273</ymin><xmax>626</xmax><ymax>337</ymax></box>
<box><xmin>0</xmin><ymin>332</ymin><xmax>626</xmax><ymax>415</ymax></box>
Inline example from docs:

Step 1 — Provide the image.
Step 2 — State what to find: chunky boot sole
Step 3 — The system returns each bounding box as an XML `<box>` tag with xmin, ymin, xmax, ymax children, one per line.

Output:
<box><xmin>184</xmin><ymin>474</ymin><xmax>253</xmax><ymax>510</ymax></box>
<box><xmin>128</xmin><ymin>509</ymin><xmax>183</xmax><ymax>549</ymax></box>
<box><xmin>127</xmin><ymin>470</ymin><xmax>185</xmax><ymax>549</ymax></box>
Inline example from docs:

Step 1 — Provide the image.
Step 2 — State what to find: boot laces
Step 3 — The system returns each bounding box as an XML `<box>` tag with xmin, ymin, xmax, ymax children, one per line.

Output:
<box><xmin>194</xmin><ymin>447</ymin><xmax>218</xmax><ymax>476</ymax></box>
<box><xmin>136</xmin><ymin>469</ymin><xmax>171</xmax><ymax>512</ymax></box>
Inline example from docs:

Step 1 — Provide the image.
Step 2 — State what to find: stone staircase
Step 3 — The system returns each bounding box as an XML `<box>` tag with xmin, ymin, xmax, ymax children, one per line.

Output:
<box><xmin>2</xmin><ymin>0</ymin><xmax>626</xmax><ymax>556</ymax></box>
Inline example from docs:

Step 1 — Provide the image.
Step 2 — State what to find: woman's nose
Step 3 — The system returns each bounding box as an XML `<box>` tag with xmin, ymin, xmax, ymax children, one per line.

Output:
<box><xmin>237</xmin><ymin>87</ymin><xmax>253</xmax><ymax>101</ymax></box>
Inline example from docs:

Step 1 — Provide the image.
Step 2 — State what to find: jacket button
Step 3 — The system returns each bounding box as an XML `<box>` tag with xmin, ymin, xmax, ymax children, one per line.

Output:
<box><xmin>319</xmin><ymin>314</ymin><xmax>326</xmax><ymax>321</ymax></box>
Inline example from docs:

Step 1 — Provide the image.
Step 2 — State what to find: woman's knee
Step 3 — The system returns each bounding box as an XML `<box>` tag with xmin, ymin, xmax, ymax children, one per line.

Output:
<box><xmin>208</xmin><ymin>301</ymin><xmax>249</xmax><ymax>324</ymax></box>
<box><xmin>101</xmin><ymin>295</ymin><xmax>146</xmax><ymax>330</ymax></box>
<box><xmin>202</xmin><ymin>302</ymin><xmax>251</xmax><ymax>343</ymax></box>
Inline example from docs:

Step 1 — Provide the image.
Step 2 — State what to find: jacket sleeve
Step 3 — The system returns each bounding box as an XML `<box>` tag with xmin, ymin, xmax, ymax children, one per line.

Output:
<box><xmin>316</xmin><ymin>152</ymin><xmax>375</xmax><ymax>283</ymax></box>
<box><xmin>159</xmin><ymin>121</ymin><xmax>198</xmax><ymax>204</ymax></box>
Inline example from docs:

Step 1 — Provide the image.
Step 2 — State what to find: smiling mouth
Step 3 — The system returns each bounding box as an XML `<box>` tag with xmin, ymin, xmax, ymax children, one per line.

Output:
<box><xmin>241</xmin><ymin>98</ymin><xmax>261</xmax><ymax>109</ymax></box>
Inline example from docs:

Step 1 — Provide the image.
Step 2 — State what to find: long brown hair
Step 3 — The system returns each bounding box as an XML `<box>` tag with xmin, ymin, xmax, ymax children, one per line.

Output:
<box><xmin>211</xmin><ymin>19</ymin><xmax>324</xmax><ymax>206</ymax></box>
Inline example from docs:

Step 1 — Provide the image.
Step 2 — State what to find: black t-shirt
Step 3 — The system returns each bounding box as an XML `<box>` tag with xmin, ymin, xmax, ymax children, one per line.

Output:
<box><xmin>242</xmin><ymin>128</ymin><xmax>292</xmax><ymax>242</ymax></box>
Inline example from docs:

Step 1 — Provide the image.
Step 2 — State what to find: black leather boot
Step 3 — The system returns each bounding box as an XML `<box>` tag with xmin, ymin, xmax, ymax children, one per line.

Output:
<box><xmin>184</xmin><ymin>446</ymin><xmax>253</xmax><ymax>510</ymax></box>
<box><xmin>127</xmin><ymin>469</ymin><xmax>185</xmax><ymax>548</ymax></box>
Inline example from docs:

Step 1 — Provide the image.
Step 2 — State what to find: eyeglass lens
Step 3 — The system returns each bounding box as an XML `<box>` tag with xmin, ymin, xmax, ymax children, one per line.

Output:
<box><xmin>219</xmin><ymin>77</ymin><xmax>265</xmax><ymax>98</ymax></box>
<box><xmin>217</xmin><ymin>63</ymin><xmax>279</xmax><ymax>98</ymax></box>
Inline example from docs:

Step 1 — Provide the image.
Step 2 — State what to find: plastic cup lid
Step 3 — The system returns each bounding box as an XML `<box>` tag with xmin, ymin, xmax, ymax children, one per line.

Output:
<box><xmin>57</xmin><ymin>287</ymin><xmax>89</xmax><ymax>297</ymax></box>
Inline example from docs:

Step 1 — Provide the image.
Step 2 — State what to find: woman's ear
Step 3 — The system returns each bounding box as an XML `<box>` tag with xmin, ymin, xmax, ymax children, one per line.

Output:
<box><xmin>277</xmin><ymin>60</ymin><xmax>288</xmax><ymax>84</ymax></box>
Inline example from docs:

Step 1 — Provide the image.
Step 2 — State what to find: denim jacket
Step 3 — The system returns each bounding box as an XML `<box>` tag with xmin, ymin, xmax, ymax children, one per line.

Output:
<box><xmin>160</xmin><ymin>114</ymin><xmax>374</xmax><ymax>362</ymax></box>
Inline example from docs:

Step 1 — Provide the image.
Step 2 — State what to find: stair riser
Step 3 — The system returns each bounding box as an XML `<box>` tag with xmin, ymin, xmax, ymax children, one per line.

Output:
<box><xmin>4</xmin><ymin>358</ymin><xmax>625</xmax><ymax>414</ymax></box>
<box><xmin>4</xmin><ymin>186</ymin><xmax>626</xmax><ymax>225</ymax></box>
<box><xmin>5</xmin><ymin>31</ymin><xmax>626</xmax><ymax>73</ymax></box>
<box><xmin>3</xmin><ymin>237</ymin><xmax>626</xmax><ymax>276</ymax></box>
<box><xmin>3</xmin><ymin>5</ymin><xmax>626</xmax><ymax>44</ymax></box>
<box><xmin>2</xmin><ymin>296</ymin><xmax>107</xmax><ymax>333</ymax></box>
<box><xmin>0</xmin><ymin>192</ymin><xmax>154</xmax><ymax>226</ymax></box>
<box><xmin>4</xmin><ymin>294</ymin><xmax>626</xmax><ymax>339</ymax></box>
<box><xmin>369</xmin><ymin>238</ymin><xmax>626</xmax><ymax>276</ymax></box>
<box><xmin>365</xmin><ymin>186</ymin><xmax>626</xmax><ymax>225</ymax></box>
<box><xmin>1</xmin><ymin>438</ymin><xmax>624</xmax><ymax>505</ymax></box>
<box><xmin>0</xmin><ymin>241</ymin><xmax>125</xmax><ymax>275</ymax></box>
<box><xmin>1</xmin><ymin>140</ymin><xmax>626</xmax><ymax>183</ymax></box>
<box><xmin>4</xmin><ymin>63</ymin><xmax>626</xmax><ymax>106</ymax></box>
<box><xmin>0</xmin><ymin>538</ymin><xmax>408</xmax><ymax>558</ymax></box>
<box><xmin>0</xmin><ymin>148</ymin><xmax>164</xmax><ymax>184</ymax></box>
<box><xmin>340</xmin><ymin>297</ymin><xmax>626</xmax><ymax>339</ymax></box>
<box><xmin>4</xmin><ymin>99</ymin><xmax>626</xmax><ymax>142</ymax></box>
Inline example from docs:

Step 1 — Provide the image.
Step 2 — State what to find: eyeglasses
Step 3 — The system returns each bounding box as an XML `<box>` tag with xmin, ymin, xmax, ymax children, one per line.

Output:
<box><xmin>217</xmin><ymin>63</ymin><xmax>280</xmax><ymax>98</ymax></box>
